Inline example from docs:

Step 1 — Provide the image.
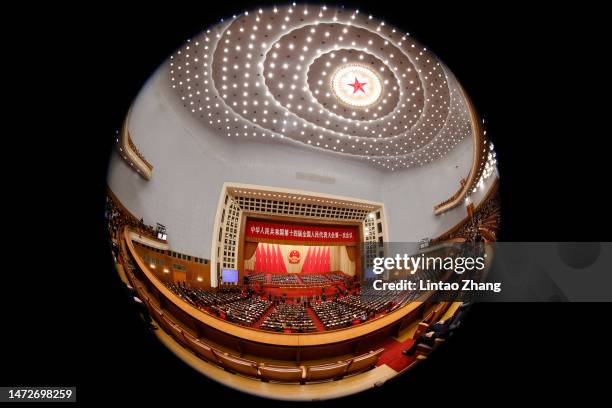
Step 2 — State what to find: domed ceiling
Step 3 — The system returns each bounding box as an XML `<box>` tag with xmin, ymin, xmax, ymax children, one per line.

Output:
<box><xmin>168</xmin><ymin>4</ymin><xmax>475</xmax><ymax>170</ymax></box>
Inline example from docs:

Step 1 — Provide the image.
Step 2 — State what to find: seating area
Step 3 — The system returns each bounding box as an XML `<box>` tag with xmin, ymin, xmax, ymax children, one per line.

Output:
<box><xmin>155</xmin><ymin>301</ymin><xmax>383</xmax><ymax>382</ymax></box>
<box><xmin>298</xmin><ymin>274</ymin><xmax>333</xmax><ymax>285</ymax></box>
<box><xmin>246</xmin><ymin>272</ymin><xmax>351</xmax><ymax>288</ymax></box>
<box><xmin>311</xmin><ymin>270</ymin><xmax>442</xmax><ymax>330</ymax></box>
<box><xmin>126</xmin><ymin>264</ymin><xmax>391</xmax><ymax>380</ymax></box>
<box><xmin>351</xmin><ymin>268</ymin><xmax>441</xmax><ymax>314</ymax></box>
<box><xmin>433</xmin><ymin>188</ymin><xmax>501</xmax><ymax>243</ymax></box>
<box><xmin>312</xmin><ymin>300</ymin><xmax>367</xmax><ymax>330</ymax></box>
<box><xmin>162</xmin><ymin>264</ymin><xmax>450</xmax><ymax>333</ymax></box>
<box><xmin>105</xmin><ymin>193</ymin><xmax>155</xmax><ymax>241</ymax></box>
<box><xmin>246</xmin><ymin>273</ymin><xmax>266</xmax><ymax>283</ymax></box>
<box><xmin>407</xmin><ymin>302</ymin><xmax>466</xmax><ymax>361</ymax></box>
<box><xmin>184</xmin><ymin>321</ymin><xmax>383</xmax><ymax>383</ymax></box>
<box><xmin>164</xmin><ymin>282</ymin><xmax>244</xmax><ymax>308</ymax></box>
<box><xmin>342</xmin><ymin>286</ymin><xmax>413</xmax><ymax>314</ymax></box>
<box><xmin>413</xmin><ymin>302</ymin><xmax>452</xmax><ymax>339</ymax></box>
<box><xmin>119</xmin><ymin>231</ymin><xmax>468</xmax><ymax>393</ymax></box>
<box><xmin>260</xmin><ymin>304</ymin><xmax>316</xmax><ymax>332</ymax></box>
<box><xmin>128</xmin><ymin>271</ymin><xmax>386</xmax><ymax>384</ymax></box>
<box><xmin>212</xmin><ymin>298</ymin><xmax>273</xmax><ymax>326</ymax></box>
<box><xmin>326</xmin><ymin>272</ymin><xmax>349</xmax><ymax>283</ymax></box>
<box><xmin>270</xmin><ymin>274</ymin><xmax>299</xmax><ymax>285</ymax></box>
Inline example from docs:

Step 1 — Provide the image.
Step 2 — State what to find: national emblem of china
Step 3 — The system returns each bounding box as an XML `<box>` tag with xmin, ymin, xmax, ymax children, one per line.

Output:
<box><xmin>288</xmin><ymin>250</ymin><xmax>301</xmax><ymax>264</ymax></box>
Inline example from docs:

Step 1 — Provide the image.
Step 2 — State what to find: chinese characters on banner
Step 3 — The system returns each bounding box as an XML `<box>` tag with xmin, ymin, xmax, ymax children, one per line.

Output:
<box><xmin>245</xmin><ymin>220</ymin><xmax>357</xmax><ymax>243</ymax></box>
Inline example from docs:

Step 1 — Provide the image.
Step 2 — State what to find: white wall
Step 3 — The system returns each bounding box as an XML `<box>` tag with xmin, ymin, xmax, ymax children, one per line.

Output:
<box><xmin>380</xmin><ymin>136</ymin><xmax>496</xmax><ymax>242</ymax></box>
<box><xmin>108</xmin><ymin>63</ymin><xmax>497</xmax><ymax>258</ymax></box>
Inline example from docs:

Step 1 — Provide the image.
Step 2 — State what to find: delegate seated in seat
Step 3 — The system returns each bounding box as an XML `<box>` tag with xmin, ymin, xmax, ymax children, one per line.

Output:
<box><xmin>402</xmin><ymin>317</ymin><xmax>458</xmax><ymax>355</ymax></box>
<box><xmin>403</xmin><ymin>301</ymin><xmax>472</xmax><ymax>355</ymax></box>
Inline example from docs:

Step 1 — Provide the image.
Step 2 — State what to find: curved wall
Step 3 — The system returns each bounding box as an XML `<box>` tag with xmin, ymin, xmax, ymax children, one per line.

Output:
<box><xmin>108</xmin><ymin>63</ymin><xmax>497</xmax><ymax>258</ymax></box>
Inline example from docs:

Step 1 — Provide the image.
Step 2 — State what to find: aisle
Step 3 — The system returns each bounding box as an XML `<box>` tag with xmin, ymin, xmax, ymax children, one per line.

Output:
<box><xmin>306</xmin><ymin>307</ymin><xmax>326</xmax><ymax>332</ymax></box>
<box><xmin>252</xmin><ymin>304</ymin><xmax>276</xmax><ymax>329</ymax></box>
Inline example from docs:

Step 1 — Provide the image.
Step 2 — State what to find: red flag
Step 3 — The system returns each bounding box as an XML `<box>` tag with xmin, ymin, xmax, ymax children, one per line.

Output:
<box><xmin>322</xmin><ymin>247</ymin><xmax>329</xmax><ymax>272</ymax></box>
<box><xmin>264</xmin><ymin>244</ymin><xmax>269</xmax><ymax>273</ymax></box>
<box><xmin>255</xmin><ymin>244</ymin><xmax>262</xmax><ymax>272</ymax></box>
<box><xmin>273</xmin><ymin>244</ymin><xmax>280</xmax><ymax>273</ymax></box>
<box><xmin>313</xmin><ymin>247</ymin><xmax>320</xmax><ymax>274</ymax></box>
<box><xmin>302</xmin><ymin>247</ymin><xmax>311</xmax><ymax>273</ymax></box>
<box><xmin>278</xmin><ymin>245</ymin><xmax>287</xmax><ymax>273</ymax></box>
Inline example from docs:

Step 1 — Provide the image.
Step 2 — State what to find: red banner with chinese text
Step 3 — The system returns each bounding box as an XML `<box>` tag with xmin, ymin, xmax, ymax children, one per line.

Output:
<box><xmin>245</xmin><ymin>220</ymin><xmax>357</xmax><ymax>243</ymax></box>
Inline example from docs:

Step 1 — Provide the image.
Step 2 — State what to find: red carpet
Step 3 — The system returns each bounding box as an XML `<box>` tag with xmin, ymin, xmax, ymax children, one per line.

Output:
<box><xmin>375</xmin><ymin>337</ymin><xmax>416</xmax><ymax>372</ymax></box>
<box><xmin>252</xmin><ymin>304</ymin><xmax>276</xmax><ymax>329</ymax></box>
<box><xmin>306</xmin><ymin>307</ymin><xmax>326</xmax><ymax>332</ymax></box>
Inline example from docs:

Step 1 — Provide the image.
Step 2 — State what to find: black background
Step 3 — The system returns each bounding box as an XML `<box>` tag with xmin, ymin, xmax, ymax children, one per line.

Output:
<box><xmin>3</xmin><ymin>1</ymin><xmax>609</xmax><ymax>405</ymax></box>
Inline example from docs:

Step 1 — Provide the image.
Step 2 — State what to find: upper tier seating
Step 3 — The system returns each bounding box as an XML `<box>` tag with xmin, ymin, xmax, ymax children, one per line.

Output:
<box><xmin>105</xmin><ymin>194</ymin><xmax>155</xmax><ymax>240</ymax></box>
<box><xmin>433</xmin><ymin>190</ymin><xmax>500</xmax><ymax>243</ymax></box>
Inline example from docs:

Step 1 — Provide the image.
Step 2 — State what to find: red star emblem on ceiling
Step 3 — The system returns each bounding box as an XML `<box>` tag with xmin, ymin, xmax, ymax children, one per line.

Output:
<box><xmin>347</xmin><ymin>77</ymin><xmax>367</xmax><ymax>94</ymax></box>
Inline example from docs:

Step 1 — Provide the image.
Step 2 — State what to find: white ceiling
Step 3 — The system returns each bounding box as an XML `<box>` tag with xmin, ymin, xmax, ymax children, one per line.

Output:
<box><xmin>168</xmin><ymin>4</ymin><xmax>475</xmax><ymax>170</ymax></box>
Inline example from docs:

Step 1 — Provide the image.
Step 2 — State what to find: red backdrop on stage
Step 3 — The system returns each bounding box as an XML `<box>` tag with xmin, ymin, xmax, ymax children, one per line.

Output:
<box><xmin>251</xmin><ymin>244</ymin><xmax>334</xmax><ymax>274</ymax></box>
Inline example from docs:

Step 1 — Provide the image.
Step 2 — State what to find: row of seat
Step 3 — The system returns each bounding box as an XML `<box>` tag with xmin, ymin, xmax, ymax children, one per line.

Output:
<box><xmin>141</xmin><ymin>292</ymin><xmax>383</xmax><ymax>383</ymax></box>
<box><xmin>165</xmin><ymin>282</ymin><xmax>244</xmax><ymax>307</ymax></box>
<box><xmin>413</xmin><ymin>302</ymin><xmax>451</xmax><ymax>339</ymax></box>
<box><xmin>123</xmin><ymin>256</ymin><xmax>387</xmax><ymax>383</ymax></box>
<box><xmin>410</xmin><ymin>302</ymin><xmax>457</xmax><ymax>361</ymax></box>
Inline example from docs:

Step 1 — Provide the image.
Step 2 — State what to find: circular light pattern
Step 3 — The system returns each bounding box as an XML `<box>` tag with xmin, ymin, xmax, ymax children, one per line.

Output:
<box><xmin>306</xmin><ymin>49</ymin><xmax>400</xmax><ymax>121</ymax></box>
<box><xmin>331</xmin><ymin>64</ymin><xmax>382</xmax><ymax>108</ymax></box>
<box><xmin>168</xmin><ymin>4</ymin><xmax>476</xmax><ymax>170</ymax></box>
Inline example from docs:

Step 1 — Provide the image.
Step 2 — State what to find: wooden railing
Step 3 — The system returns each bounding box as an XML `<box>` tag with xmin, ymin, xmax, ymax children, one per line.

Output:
<box><xmin>433</xmin><ymin>81</ymin><xmax>490</xmax><ymax>215</ymax></box>
<box><xmin>121</xmin><ymin>226</ymin><xmax>453</xmax><ymax>350</ymax></box>
<box><xmin>118</xmin><ymin>226</ymin><xmax>474</xmax><ymax>382</ymax></box>
<box><xmin>134</xmin><ymin>279</ymin><xmax>385</xmax><ymax>384</ymax></box>
<box><xmin>432</xmin><ymin>180</ymin><xmax>500</xmax><ymax>244</ymax></box>
<box><xmin>106</xmin><ymin>187</ymin><xmax>157</xmax><ymax>241</ymax></box>
<box><xmin>127</xmin><ymin>135</ymin><xmax>153</xmax><ymax>171</ymax></box>
<box><xmin>433</xmin><ymin>178</ymin><xmax>466</xmax><ymax>212</ymax></box>
<box><xmin>116</xmin><ymin>108</ymin><xmax>153</xmax><ymax>180</ymax></box>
